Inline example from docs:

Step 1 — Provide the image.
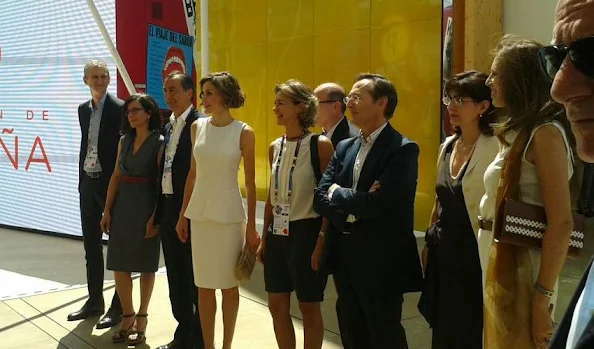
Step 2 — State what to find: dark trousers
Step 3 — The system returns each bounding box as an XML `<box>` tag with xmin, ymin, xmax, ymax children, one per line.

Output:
<box><xmin>335</xmin><ymin>293</ymin><xmax>351</xmax><ymax>349</ymax></box>
<box><xmin>79</xmin><ymin>174</ymin><xmax>121</xmax><ymax>309</ymax></box>
<box><xmin>334</xmin><ymin>236</ymin><xmax>408</xmax><ymax>349</ymax></box>
<box><xmin>161</xmin><ymin>195</ymin><xmax>203</xmax><ymax>346</ymax></box>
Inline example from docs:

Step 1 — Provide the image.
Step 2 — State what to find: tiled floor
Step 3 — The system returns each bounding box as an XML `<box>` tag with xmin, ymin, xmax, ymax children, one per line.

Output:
<box><xmin>1</xmin><ymin>214</ymin><xmax>592</xmax><ymax>349</ymax></box>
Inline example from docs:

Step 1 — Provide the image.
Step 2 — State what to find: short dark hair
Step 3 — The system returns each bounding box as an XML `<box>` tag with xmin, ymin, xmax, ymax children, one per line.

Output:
<box><xmin>165</xmin><ymin>73</ymin><xmax>194</xmax><ymax>98</ymax></box>
<box><xmin>199</xmin><ymin>71</ymin><xmax>245</xmax><ymax>108</ymax></box>
<box><xmin>445</xmin><ymin>70</ymin><xmax>499</xmax><ymax>136</ymax></box>
<box><xmin>121</xmin><ymin>94</ymin><xmax>162</xmax><ymax>134</ymax></box>
<box><xmin>354</xmin><ymin>73</ymin><xmax>398</xmax><ymax>119</ymax></box>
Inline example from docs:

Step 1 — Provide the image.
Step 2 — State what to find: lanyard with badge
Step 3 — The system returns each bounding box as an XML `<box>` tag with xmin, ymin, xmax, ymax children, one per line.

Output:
<box><xmin>272</xmin><ymin>132</ymin><xmax>304</xmax><ymax>236</ymax></box>
<box><xmin>163</xmin><ymin>116</ymin><xmax>177</xmax><ymax>177</ymax></box>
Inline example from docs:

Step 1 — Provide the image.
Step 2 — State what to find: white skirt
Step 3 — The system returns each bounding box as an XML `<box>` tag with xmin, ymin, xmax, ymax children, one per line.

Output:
<box><xmin>190</xmin><ymin>220</ymin><xmax>245</xmax><ymax>290</ymax></box>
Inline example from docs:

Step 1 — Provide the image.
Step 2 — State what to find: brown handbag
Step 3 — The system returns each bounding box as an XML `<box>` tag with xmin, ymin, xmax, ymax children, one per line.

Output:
<box><xmin>494</xmin><ymin>130</ymin><xmax>585</xmax><ymax>258</ymax></box>
<box><xmin>235</xmin><ymin>242</ymin><xmax>257</xmax><ymax>282</ymax></box>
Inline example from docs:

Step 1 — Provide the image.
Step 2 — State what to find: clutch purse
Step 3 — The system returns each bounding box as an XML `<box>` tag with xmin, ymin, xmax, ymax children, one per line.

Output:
<box><xmin>494</xmin><ymin>130</ymin><xmax>585</xmax><ymax>258</ymax></box>
<box><xmin>235</xmin><ymin>243</ymin><xmax>256</xmax><ymax>282</ymax></box>
<box><xmin>497</xmin><ymin>198</ymin><xmax>585</xmax><ymax>258</ymax></box>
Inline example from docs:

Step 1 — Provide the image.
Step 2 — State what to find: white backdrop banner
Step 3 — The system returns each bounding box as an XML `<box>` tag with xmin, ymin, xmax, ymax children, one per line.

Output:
<box><xmin>0</xmin><ymin>0</ymin><xmax>117</xmax><ymax>237</ymax></box>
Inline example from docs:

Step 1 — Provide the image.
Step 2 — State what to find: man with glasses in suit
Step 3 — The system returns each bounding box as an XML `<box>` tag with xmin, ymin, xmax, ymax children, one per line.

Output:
<box><xmin>314</xmin><ymin>74</ymin><xmax>423</xmax><ymax>348</ymax></box>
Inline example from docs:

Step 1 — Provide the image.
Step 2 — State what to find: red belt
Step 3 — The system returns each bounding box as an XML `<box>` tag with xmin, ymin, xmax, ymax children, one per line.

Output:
<box><xmin>120</xmin><ymin>176</ymin><xmax>156</xmax><ymax>184</ymax></box>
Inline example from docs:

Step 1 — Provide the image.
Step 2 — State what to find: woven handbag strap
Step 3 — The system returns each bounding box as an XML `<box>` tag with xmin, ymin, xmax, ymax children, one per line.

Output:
<box><xmin>493</xmin><ymin>131</ymin><xmax>530</xmax><ymax>237</ymax></box>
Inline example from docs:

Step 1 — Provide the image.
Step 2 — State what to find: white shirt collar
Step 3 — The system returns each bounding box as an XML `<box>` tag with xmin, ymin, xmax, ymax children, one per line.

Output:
<box><xmin>360</xmin><ymin>122</ymin><xmax>388</xmax><ymax>144</ymax></box>
<box><xmin>89</xmin><ymin>92</ymin><xmax>107</xmax><ymax>109</ymax></box>
<box><xmin>170</xmin><ymin>105</ymin><xmax>193</xmax><ymax>125</ymax></box>
<box><xmin>325</xmin><ymin>116</ymin><xmax>345</xmax><ymax>139</ymax></box>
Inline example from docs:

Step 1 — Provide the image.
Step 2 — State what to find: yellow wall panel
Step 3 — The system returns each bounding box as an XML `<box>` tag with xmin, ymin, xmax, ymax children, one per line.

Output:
<box><xmin>313</xmin><ymin>0</ymin><xmax>371</xmax><ymax>33</ymax></box>
<box><xmin>370</xmin><ymin>17</ymin><xmax>441</xmax><ymax>229</ymax></box>
<box><xmin>199</xmin><ymin>0</ymin><xmax>442</xmax><ymax>231</ymax></box>
<box><xmin>313</xmin><ymin>28</ymin><xmax>371</xmax><ymax>90</ymax></box>
<box><xmin>371</xmin><ymin>0</ymin><xmax>440</xmax><ymax>27</ymax></box>
<box><xmin>267</xmin><ymin>0</ymin><xmax>314</xmax><ymax>41</ymax></box>
<box><xmin>227</xmin><ymin>0</ymin><xmax>267</xmax><ymax>44</ymax></box>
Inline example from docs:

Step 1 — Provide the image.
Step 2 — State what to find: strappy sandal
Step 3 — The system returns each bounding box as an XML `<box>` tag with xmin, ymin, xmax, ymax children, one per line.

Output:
<box><xmin>127</xmin><ymin>313</ymin><xmax>148</xmax><ymax>346</ymax></box>
<box><xmin>111</xmin><ymin>313</ymin><xmax>135</xmax><ymax>343</ymax></box>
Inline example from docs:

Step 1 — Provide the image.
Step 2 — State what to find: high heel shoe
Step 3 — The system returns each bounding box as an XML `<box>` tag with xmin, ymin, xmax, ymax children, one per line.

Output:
<box><xmin>111</xmin><ymin>313</ymin><xmax>135</xmax><ymax>343</ymax></box>
<box><xmin>127</xmin><ymin>313</ymin><xmax>148</xmax><ymax>346</ymax></box>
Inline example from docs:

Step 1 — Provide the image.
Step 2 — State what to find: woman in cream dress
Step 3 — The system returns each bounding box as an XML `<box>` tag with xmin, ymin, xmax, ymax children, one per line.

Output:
<box><xmin>177</xmin><ymin>72</ymin><xmax>260</xmax><ymax>349</ymax></box>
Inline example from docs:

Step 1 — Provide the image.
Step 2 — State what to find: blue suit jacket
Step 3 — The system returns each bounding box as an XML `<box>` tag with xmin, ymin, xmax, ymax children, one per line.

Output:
<box><xmin>313</xmin><ymin>123</ymin><xmax>423</xmax><ymax>293</ymax></box>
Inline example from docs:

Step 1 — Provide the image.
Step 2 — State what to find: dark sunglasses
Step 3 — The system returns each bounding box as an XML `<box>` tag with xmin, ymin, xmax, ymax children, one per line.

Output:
<box><xmin>538</xmin><ymin>36</ymin><xmax>594</xmax><ymax>81</ymax></box>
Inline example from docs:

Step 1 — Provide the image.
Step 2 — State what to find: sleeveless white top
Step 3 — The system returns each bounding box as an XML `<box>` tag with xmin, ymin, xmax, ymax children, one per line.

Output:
<box><xmin>270</xmin><ymin>133</ymin><xmax>319</xmax><ymax>221</ymax></box>
<box><xmin>184</xmin><ymin>117</ymin><xmax>247</xmax><ymax>223</ymax></box>
<box><xmin>477</xmin><ymin>121</ymin><xmax>573</xmax><ymax>301</ymax></box>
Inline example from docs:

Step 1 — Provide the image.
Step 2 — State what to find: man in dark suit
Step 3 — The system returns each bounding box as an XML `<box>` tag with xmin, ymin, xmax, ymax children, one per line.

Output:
<box><xmin>314</xmin><ymin>82</ymin><xmax>358</xmax><ymax>348</ymax></box>
<box><xmin>547</xmin><ymin>1</ymin><xmax>594</xmax><ymax>348</ymax></box>
<box><xmin>68</xmin><ymin>60</ymin><xmax>123</xmax><ymax>328</ymax></box>
<box><xmin>314</xmin><ymin>82</ymin><xmax>359</xmax><ymax>147</ymax></box>
<box><xmin>313</xmin><ymin>73</ymin><xmax>423</xmax><ymax>349</ymax></box>
<box><xmin>155</xmin><ymin>73</ymin><xmax>205</xmax><ymax>349</ymax></box>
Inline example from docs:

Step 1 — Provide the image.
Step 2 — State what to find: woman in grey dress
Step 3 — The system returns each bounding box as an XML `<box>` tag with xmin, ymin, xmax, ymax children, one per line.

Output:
<box><xmin>101</xmin><ymin>94</ymin><xmax>164</xmax><ymax>345</ymax></box>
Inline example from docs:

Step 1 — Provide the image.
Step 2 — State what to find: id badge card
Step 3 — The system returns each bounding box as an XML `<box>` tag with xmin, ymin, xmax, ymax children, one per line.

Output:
<box><xmin>84</xmin><ymin>146</ymin><xmax>99</xmax><ymax>168</ymax></box>
<box><xmin>273</xmin><ymin>204</ymin><xmax>290</xmax><ymax>236</ymax></box>
<box><xmin>163</xmin><ymin>154</ymin><xmax>174</xmax><ymax>175</ymax></box>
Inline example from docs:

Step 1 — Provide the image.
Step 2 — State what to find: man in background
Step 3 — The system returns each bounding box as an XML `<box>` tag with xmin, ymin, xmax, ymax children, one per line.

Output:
<box><xmin>313</xmin><ymin>82</ymin><xmax>358</xmax><ymax>348</ymax></box>
<box><xmin>155</xmin><ymin>73</ymin><xmax>205</xmax><ymax>349</ymax></box>
<box><xmin>68</xmin><ymin>60</ymin><xmax>123</xmax><ymax>329</ymax></box>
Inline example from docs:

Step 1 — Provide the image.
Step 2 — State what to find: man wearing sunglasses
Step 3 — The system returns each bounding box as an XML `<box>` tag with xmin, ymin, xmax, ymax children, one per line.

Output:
<box><xmin>546</xmin><ymin>1</ymin><xmax>594</xmax><ymax>348</ymax></box>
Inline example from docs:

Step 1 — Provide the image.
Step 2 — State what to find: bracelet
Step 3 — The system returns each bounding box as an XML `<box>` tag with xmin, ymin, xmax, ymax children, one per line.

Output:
<box><xmin>534</xmin><ymin>283</ymin><xmax>554</xmax><ymax>297</ymax></box>
<box><xmin>318</xmin><ymin>231</ymin><xmax>326</xmax><ymax>238</ymax></box>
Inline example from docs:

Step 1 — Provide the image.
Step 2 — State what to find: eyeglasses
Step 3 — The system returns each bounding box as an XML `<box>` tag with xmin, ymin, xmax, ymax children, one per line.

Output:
<box><xmin>442</xmin><ymin>96</ymin><xmax>474</xmax><ymax>107</ymax></box>
<box><xmin>538</xmin><ymin>36</ymin><xmax>594</xmax><ymax>81</ymax></box>
<box><xmin>125</xmin><ymin>107</ymin><xmax>145</xmax><ymax>116</ymax></box>
<box><xmin>343</xmin><ymin>96</ymin><xmax>361</xmax><ymax>105</ymax></box>
<box><xmin>318</xmin><ymin>100</ymin><xmax>341</xmax><ymax>104</ymax></box>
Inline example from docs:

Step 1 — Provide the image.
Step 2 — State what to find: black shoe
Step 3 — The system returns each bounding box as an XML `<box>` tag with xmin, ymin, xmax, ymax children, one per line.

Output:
<box><xmin>95</xmin><ymin>306</ymin><xmax>123</xmax><ymax>329</ymax></box>
<box><xmin>67</xmin><ymin>300</ymin><xmax>105</xmax><ymax>321</ymax></box>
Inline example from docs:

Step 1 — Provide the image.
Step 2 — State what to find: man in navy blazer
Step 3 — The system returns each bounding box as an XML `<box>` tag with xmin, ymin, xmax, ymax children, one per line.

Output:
<box><xmin>68</xmin><ymin>60</ymin><xmax>123</xmax><ymax>329</ymax></box>
<box><xmin>313</xmin><ymin>73</ymin><xmax>423</xmax><ymax>349</ymax></box>
<box><xmin>547</xmin><ymin>1</ymin><xmax>594</xmax><ymax>348</ymax></box>
<box><xmin>155</xmin><ymin>73</ymin><xmax>206</xmax><ymax>349</ymax></box>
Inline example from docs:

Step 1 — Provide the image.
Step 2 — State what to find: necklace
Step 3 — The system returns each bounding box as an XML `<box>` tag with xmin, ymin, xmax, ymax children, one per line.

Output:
<box><xmin>286</xmin><ymin>130</ymin><xmax>308</xmax><ymax>141</ymax></box>
<box><xmin>450</xmin><ymin>137</ymin><xmax>478</xmax><ymax>179</ymax></box>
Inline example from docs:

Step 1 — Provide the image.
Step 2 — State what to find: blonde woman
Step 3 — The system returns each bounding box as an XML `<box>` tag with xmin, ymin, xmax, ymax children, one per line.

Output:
<box><xmin>258</xmin><ymin>80</ymin><xmax>334</xmax><ymax>349</ymax></box>
<box><xmin>479</xmin><ymin>36</ymin><xmax>575</xmax><ymax>348</ymax></box>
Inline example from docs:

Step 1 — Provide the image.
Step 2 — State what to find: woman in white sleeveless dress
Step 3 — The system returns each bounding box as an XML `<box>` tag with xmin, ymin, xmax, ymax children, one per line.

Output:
<box><xmin>176</xmin><ymin>72</ymin><xmax>260</xmax><ymax>349</ymax></box>
<box><xmin>478</xmin><ymin>36</ymin><xmax>575</xmax><ymax>349</ymax></box>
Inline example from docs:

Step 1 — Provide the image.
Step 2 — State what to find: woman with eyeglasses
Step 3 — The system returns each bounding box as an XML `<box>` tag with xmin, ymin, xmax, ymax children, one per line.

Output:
<box><xmin>419</xmin><ymin>71</ymin><xmax>499</xmax><ymax>348</ymax></box>
<box><xmin>479</xmin><ymin>35</ymin><xmax>576</xmax><ymax>349</ymax></box>
<box><xmin>257</xmin><ymin>79</ymin><xmax>334</xmax><ymax>349</ymax></box>
<box><xmin>101</xmin><ymin>94</ymin><xmax>165</xmax><ymax>345</ymax></box>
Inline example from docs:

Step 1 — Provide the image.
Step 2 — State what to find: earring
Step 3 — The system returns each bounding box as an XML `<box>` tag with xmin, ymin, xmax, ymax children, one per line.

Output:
<box><xmin>479</xmin><ymin>114</ymin><xmax>483</xmax><ymax>118</ymax></box>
